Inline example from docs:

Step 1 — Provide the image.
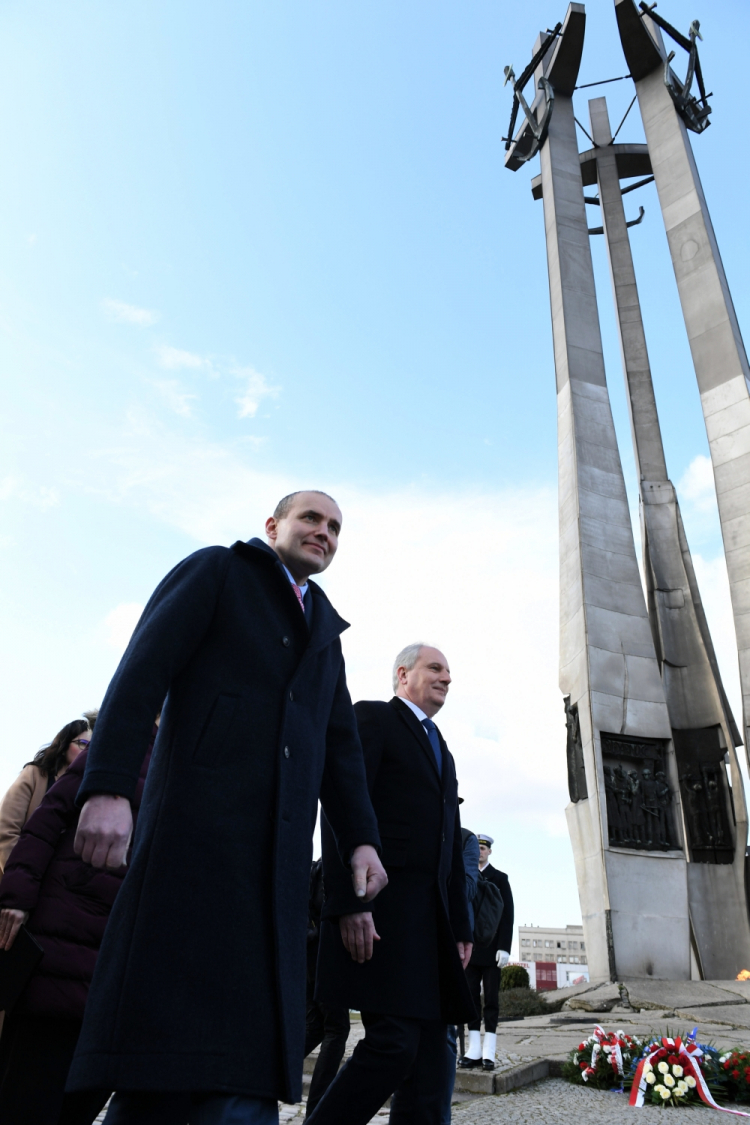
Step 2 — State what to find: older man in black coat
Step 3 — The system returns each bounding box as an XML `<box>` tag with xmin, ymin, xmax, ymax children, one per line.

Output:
<box><xmin>66</xmin><ymin>491</ymin><xmax>386</xmax><ymax>1125</ymax></box>
<box><xmin>309</xmin><ymin>643</ymin><xmax>475</xmax><ymax>1125</ymax></box>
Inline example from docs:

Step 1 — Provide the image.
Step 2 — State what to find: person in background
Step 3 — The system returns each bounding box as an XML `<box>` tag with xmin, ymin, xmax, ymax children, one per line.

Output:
<box><xmin>442</xmin><ymin>822</ymin><xmax>480</xmax><ymax>1124</ymax></box>
<box><xmin>459</xmin><ymin>834</ymin><xmax>514</xmax><ymax>1072</ymax></box>
<box><xmin>303</xmin><ymin>859</ymin><xmax>350</xmax><ymax>1118</ymax></box>
<box><xmin>0</xmin><ymin>726</ymin><xmax>154</xmax><ymax>1125</ymax></box>
<box><xmin>0</xmin><ymin>718</ymin><xmax>93</xmax><ymax>875</ymax></box>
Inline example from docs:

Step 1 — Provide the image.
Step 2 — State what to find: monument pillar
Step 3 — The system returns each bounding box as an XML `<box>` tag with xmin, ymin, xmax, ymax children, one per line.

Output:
<box><xmin>589</xmin><ymin>94</ymin><xmax>750</xmax><ymax>978</ymax></box>
<box><xmin>616</xmin><ymin>0</ymin><xmax>750</xmax><ymax>769</ymax></box>
<box><xmin>507</xmin><ymin>3</ymin><xmax>690</xmax><ymax>980</ymax></box>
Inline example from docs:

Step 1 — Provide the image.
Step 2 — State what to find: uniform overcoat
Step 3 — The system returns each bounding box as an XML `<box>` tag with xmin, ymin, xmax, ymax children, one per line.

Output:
<box><xmin>469</xmin><ymin>863</ymin><xmax>514</xmax><ymax>968</ymax></box>
<box><xmin>316</xmin><ymin>697</ymin><xmax>475</xmax><ymax>1023</ymax></box>
<box><xmin>66</xmin><ymin>538</ymin><xmax>379</xmax><ymax>1103</ymax></box>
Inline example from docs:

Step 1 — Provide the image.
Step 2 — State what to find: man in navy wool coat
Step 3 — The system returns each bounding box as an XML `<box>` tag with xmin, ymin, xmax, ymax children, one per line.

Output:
<box><xmin>66</xmin><ymin>490</ymin><xmax>387</xmax><ymax>1125</ymax></box>
<box><xmin>309</xmin><ymin>643</ymin><xmax>475</xmax><ymax>1125</ymax></box>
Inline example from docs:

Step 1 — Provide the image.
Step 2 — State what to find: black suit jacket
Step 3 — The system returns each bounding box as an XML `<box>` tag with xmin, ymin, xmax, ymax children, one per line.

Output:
<box><xmin>470</xmin><ymin>862</ymin><xmax>514</xmax><ymax>967</ymax></box>
<box><xmin>316</xmin><ymin>697</ymin><xmax>475</xmax><ymax>1022</ymax></box>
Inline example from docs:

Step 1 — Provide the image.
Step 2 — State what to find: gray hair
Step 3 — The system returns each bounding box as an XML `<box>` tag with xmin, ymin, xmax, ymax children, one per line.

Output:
<box><xmin>392</xmin><ymin>643</ymin><xmax>427</xmax><ymax>693</ymax></box>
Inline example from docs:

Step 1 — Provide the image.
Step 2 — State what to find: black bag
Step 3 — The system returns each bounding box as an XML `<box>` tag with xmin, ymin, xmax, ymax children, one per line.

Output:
<box><xmin>473</xmin><ymin>874</ymin><xmax>504</xmax><ymax>948</ymax></box>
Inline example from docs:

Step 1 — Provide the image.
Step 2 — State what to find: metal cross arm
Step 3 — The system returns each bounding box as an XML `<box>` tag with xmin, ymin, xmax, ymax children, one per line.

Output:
<box><xmin>504</xmin><ymin>3</ymin><xmax>586</xmax><ymax>172</ymax></box>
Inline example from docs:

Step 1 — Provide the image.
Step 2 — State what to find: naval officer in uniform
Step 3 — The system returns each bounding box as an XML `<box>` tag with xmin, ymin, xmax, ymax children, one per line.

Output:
<box><xmin>459</xmin><ymin>834</ymin><xmax>514</xmax><ymax>1071</ymax></box>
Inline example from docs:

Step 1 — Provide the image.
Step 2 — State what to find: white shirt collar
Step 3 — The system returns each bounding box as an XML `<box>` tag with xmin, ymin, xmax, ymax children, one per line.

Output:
<box><xmin>281</xmin><ymin>564</ymin><xmax>308</xmax><ymax>599</ymax></box>
<box><xmin>399</xmin><ymin>697</ymin><xmax>429</xmax><ymax>724</ymax></box>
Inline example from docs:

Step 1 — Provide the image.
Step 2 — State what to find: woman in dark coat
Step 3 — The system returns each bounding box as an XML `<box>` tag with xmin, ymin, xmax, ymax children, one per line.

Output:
<box><xmin>0</xmin><ymin>741</ymin><xmax>152</xmax><ymax>1125</ymax></box>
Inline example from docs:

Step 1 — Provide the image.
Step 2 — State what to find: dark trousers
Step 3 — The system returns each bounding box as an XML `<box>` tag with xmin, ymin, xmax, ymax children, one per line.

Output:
<box><xmin>441</xmin><ymin>1025</ymin><xmax>457</xmax><ymax>1125</ymax></box>
<box><xmin>103</xmin><ymin>1092</ymin><xmax>278</xmax><ymax>1124</ymax></box>
<box><xmin>0</xmin><ymin>1012</ymin><xmax>110</xmax><ymax>1125</ymax></box>
<box><xmin>465</xmin><ymin>963</ymin><xmax>500</xmax><ymax>1034</ymax></box>
<box><xmin>304</xmin><ymin>997</ymin><xmax>350</xmax><ymax>1117</ymax></box>
<box><xmin>305</xmin><ymin>1012</ymin><xmax>447</xmax><ymax>1125</ymax></box>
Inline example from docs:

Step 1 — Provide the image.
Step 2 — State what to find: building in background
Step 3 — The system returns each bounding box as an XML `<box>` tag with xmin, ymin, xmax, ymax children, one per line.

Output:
<box><xmin>518</xmin><ymin>924</ymin><xmax>587</xmax><ymax>965</ymax></box>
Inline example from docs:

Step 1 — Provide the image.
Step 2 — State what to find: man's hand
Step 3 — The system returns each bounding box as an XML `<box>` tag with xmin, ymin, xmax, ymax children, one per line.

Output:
<box><xmin>495</xmin><ymin>950</ymin><xmax>509</xmax><ymax>968</ymax></box>
<box><xmin>350</xmin><ymin>844</ymin><xmax>388</xmax><ymax>902</ymax></box>
<box><xmin>339</xmin><ymin>912</ymin><xmax>381</xmax><ymax>963</ymax></box>
<box><xmin>0</xmin><ymin>908</ymin><xmax>29</xmax><ymax>951</ymax></box>
<box><xmin>74</xmin><ymin>794</ymin><xmax>134</xmax><ymax>869</ymax></box>
<box><xmin>457</xmin><ymin>941</ymin><xmax>473</xmax><ymax>970</ymax></box>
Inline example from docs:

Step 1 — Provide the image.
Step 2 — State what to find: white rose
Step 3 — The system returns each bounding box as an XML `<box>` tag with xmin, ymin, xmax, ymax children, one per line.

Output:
<box><xmin>685</xmin><ymin>1076</ymin><xmax>697</xmax><ymax>1089</ymax></box>
<box><xmin>659</xmin><ymin>1087</ymin><xmax>671</xmax><ymax>1100</ymax></box>
<box><xmin>673</xmin><ymin>1065</ymin><xmax>683</xmax><ymax>1078</ymax></box>
<box><xmin>664</xmin><ymin>1075</ymin><xmax>675</xmax><ymax>1088</ymax></box>
<box><xmin>658</xmin><ymin>1061</ymin><xmax>669</xmax><ymax>1074</ymax></box>
<box><xmin>677</xmin><ymin>1081</ymin><xmax>688</xmax><ymax>1094</ymax></box>
<box><xmin>643</xmin><ymin>1062</ymin><xmax>653</xmax><ymax>1074</ymax></box>
<box><xmin>646</xmin><ymin>1073</ymin><xmax>656</xmax><ymax>1085</ymax></box>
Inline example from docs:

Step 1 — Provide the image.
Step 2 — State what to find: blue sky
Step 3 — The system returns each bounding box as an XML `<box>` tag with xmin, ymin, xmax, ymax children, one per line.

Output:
<box><xmin>1</xmin><ymin>1</ymin><xmax>748</xmax><ymax>949</ymax></box>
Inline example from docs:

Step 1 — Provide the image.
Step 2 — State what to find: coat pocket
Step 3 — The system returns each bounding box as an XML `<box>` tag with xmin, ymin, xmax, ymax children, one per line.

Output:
<box><xmin>378</xmin><ymin>820</ymin><xmax>410</xmax><ymax>868</ymax></box>
<box><xmin>192</xmin><ymin>694</ymin><xmax>240</xmax><ymax>767</ymax></box>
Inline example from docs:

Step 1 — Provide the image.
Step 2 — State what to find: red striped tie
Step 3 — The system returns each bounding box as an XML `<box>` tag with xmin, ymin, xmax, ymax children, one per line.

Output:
<box><xmin>292</xmin><ymin>584</ymin><xmax>305</xmax><ymax>613</ymax></box>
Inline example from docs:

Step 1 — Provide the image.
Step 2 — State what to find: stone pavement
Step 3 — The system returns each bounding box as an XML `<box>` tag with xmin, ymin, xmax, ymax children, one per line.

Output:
<box><xmin>95</xmin><ymin>980</ymin><xmax>750</xmax><ymax>1122</ymax></box>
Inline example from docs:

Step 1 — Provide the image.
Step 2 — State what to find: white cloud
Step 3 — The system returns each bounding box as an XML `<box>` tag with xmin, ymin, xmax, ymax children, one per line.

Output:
<box><xmin>678</xmin><ymin>454</ymin><xmax>717</xmax><ymax>512</ymax></box>
<box><xmin>52</xmin><ymin>411</ymin><xmax>620</xmax><ymax>923</ymax></box>
<box><xmin>154</xmin><ymin>379</ymin><xmax>198</xmax><ymax>418</ymax></box>
<box><xmin>76</xmin><ymin>418</ymin><xmax>565</xmax><ymax>838</ymax></box>
<box><xmin>103</xmin><ymin>603</ymin><xmax>144</xmax><ymax>652</ymax></box>
<box><xmin>156</xmin><ymin>345</ymin><xmax>207</xmax><ymax>370</ymax></box>
<box><xmin>234</xmin><ymin>367</ymin><xmax>280</xmax><ymax>418</ymax></box>
<box><xmin>0</xmin><ymin>476</ymin><xmax>59</xmax><ymax>509</ymax></box>
<box><xmin>102</xmin><ymin>298</ymin><xmax>159</xmax><ymax>327</ymax></box>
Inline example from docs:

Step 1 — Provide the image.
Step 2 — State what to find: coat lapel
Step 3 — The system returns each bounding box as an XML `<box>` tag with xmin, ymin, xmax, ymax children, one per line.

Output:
<box><xmin>231</xmin><ymin>539</ymin><xmax>350</xmax><ymax>654</ymax></box>
<box><xmin>390</xmin><ymin>697</ymin><xmax>443</xmax><ymax>785</ymax></box>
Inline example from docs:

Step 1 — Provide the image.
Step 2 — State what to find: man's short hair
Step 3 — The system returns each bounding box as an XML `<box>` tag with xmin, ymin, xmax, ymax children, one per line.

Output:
<box><xmin>273</xmin><ymin>490</ymin><xmax>338</xmax><ymax>521</ymax></box>
<box><xmin>392</xmin><ymin>643</ymin><xmax>426</xmax><ymax>693</ymax></box>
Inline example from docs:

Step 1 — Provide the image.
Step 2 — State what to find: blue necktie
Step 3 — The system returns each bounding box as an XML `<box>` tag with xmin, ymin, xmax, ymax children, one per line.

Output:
<box><xmin>421</xmin><ymin>718</ymin><xmax>443</xmax><ymax>777</ymax></box>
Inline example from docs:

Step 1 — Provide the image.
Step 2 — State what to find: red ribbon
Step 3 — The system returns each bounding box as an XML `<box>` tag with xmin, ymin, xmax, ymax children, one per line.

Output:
<box><xmin>582</xmin><ymin>1025</ymin><xmax>625</xmax><ymax>1083</ymax></box>
<box><xmin>630</xmin><ymin>1035</ymin><xmax>750</xmax><ymax>1115</ymax></box>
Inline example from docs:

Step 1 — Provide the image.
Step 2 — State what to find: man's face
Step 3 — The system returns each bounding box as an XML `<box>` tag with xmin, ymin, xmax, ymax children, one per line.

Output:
<box><xmin>396</xmin><ymin>645</ymin><xmax>451</xmax><ymax>718</ymax></box>
<box><xmin>265</xmin><ymin>492</ymin><xmax>342</xmax><ymax>582</ymax></box>
<box><xmin>478</xmin><ymin>843</ymin><xmax>491</xmax><ymax>865</ymax></box>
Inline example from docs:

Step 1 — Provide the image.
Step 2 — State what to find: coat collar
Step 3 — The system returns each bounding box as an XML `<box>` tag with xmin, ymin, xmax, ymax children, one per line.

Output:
<box><xmin>389</xmin><ymin>696</ymin><xmax>443</xmax><ymax>785</ymax></box>
<box><xmin>231</xmin><ymin>538</ymin><xmax>350</xmax><ymax>652</ymax></box>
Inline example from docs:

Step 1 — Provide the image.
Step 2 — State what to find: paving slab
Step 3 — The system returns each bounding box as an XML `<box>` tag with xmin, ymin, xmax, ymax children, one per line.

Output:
<box><xmin>624</xmin><ymin>979</ymin><xmax>748</xmax><ymax>1010</ymax></box>
<box><xmin>712</xmin><ymin>980</ymin><xmax>750</xmax><ymax>1001</ymax></box>
<box><xmin>564</xmin><ymin>982</ymin><xmax>621</xmax><ymax>1011</ymax></box>
<box><xmin>541</xmin><ymin>980</ymin><xmax>599</xmax><ymax>1005</ymax></box>
<box><xmin>450</xmin><ymin>1078</ymin><xmax>710</xmax><ymax>1123</ymax></box>
<box><xmin>674</xmin><ymin>1003</ymin><xmax>750</xmax><ymax>1030</ymax></box>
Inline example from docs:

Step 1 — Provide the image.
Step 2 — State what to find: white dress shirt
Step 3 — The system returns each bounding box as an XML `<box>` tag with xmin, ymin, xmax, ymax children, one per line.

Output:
<box><xmin>398</xmin><ymin>697</ymin><xmax>429</xmax><ymax>724</ymax></box>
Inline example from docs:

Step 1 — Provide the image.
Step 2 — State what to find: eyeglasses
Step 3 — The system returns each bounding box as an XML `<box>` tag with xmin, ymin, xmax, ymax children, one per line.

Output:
<box><xmin>71</xmin><ymin>738</ymin><xmax>91</xmax><ymax>750</ymax></box>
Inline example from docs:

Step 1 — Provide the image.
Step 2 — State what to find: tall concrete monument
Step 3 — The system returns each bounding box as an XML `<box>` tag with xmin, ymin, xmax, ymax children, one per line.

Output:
<box><xmin>504</xmin><ymin>2</ymin><xmax>750</xmax><ymax>980</ymax></box>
